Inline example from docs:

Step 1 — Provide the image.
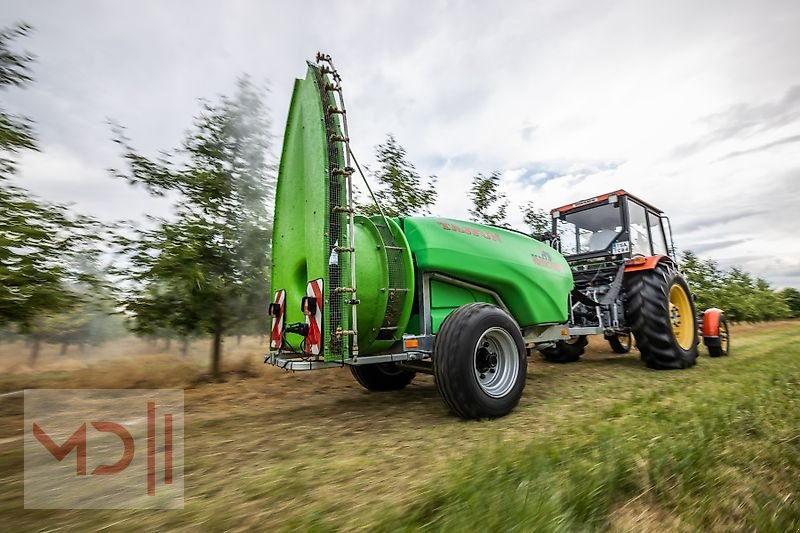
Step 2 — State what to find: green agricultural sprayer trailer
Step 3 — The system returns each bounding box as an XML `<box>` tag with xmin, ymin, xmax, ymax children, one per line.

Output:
<box><xmin>266</xmin><ymin>55</ymin><xmax>730</xmax><ymax>419</ymax></box>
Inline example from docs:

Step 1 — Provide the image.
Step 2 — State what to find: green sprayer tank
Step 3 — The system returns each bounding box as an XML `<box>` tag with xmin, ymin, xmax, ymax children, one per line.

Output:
<box><xmin>270</xmin><ymin>59</ymin><xmax>573</xmax><ymax>363</ymax></box>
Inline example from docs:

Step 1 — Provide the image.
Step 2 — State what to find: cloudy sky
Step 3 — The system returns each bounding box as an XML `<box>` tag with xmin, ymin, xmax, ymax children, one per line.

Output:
<box><xmin>3</xmin><ymin>0</ymin><xmax>800</xmax><ymax>287</ymax></box>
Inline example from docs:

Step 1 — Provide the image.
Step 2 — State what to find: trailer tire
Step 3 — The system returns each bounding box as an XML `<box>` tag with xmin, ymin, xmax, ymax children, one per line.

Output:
<box><xmin>625</xmin><ymin>261</ymin><xmax>699</xmax><ymax>369</ymax></box>
<box><xmin>350</xmin><ymin>363</ymin><xmax>415</xmax><ymax>391</ymax></box>
<box><xmin>539</xmin><ymin>336</ymin><xmax>587</xmax><ymax>363</ymax></box>
<box><xmin>433</xmin><ymin>303</ymin><xmax>526</xmax><ymax>419</ymax></box>
<box><xmin>606</xmin><ymin>332</ymin><xmax>632</xmax><ymax>354</ymax></box>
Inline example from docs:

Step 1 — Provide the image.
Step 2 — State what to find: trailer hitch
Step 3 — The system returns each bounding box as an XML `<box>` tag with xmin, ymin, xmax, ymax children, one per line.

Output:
<box><xmin>285</xmin><ymin>322</ymin><xmax>309</xmax><ymax>336</ymax></box>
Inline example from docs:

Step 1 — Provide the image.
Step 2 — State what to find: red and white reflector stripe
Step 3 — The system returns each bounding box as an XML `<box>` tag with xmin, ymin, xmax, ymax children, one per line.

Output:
<box><xmin>304</xmin><ymin>278</ymin><xmax>324</xmax><ymax>355</ymax></box>
<box><xmin>270</xmin><ymin>289</ymin><xmax>286</xmax><ymax>349</ymax></box>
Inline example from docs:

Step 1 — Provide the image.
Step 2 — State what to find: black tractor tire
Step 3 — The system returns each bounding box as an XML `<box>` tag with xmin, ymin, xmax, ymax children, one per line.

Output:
<box><xmin>350</xmin><ymin>363</ymin><xmax>415</xmax><ymax>391</ymax></box>
<box><xmin>539</xmin><ymin>336</ymin><xmax>588</xmax><ymax>363</ymax></box>
<box><xmin>606</xmin><ymin>332</ymin><xmax>632</xmax><ymax>354</ymax></box>
<box><xmin>433</xmin><ymin>303</ymin><xmax>527</xmax><ymax>419</ymax></box>
<box><xmin>707</xmin><ymin>315</ymin><xmax>730</xmax><ymax>357</ymax></box>
<box><xmin>625</xmin><ymin>261</ymin><xmax>699</xmax><ymax>369</ymax></box>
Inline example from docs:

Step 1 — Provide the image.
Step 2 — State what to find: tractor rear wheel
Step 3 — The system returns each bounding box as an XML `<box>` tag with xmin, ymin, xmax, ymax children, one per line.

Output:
<box><xmin>350</xmin><ymin>363</ymin><xmax>415</xmax><ymax>391</ymax></box>
<box><xmin>539</xmin><ymin>336</ymin><xmax>588</xmax><ymax>363</ymax></box>
<box><xmin>606</xmin><ymin>332</ymin><xmax>632</xmax><ymax>354</ymax></box>
<box><xmin>625</xmin><ymin>261</ymin><xmax>699</xmax><ymax>369</ymax></box>
<box><xmin>433</xmin><ymin>303</ymin><xmax>527</xmax><ymax>419</ymax></box>
<box><xmin>708</xmin><ymin>315</ymin><xmax>730</xmax><ymax>357</ymax></box>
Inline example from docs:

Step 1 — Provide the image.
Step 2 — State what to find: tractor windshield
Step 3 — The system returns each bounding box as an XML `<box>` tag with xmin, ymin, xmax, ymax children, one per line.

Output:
<box><xmin>556</xmin><ymin>203</ymin><xmax>623</xmax><ymax>256</ymax></box>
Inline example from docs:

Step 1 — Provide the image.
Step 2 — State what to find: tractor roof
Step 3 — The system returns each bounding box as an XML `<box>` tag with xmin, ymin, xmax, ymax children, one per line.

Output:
<box><xmin>551</xmin><ymin>190</ymin><xmax>664</xmax><ymax>215</ymax></box>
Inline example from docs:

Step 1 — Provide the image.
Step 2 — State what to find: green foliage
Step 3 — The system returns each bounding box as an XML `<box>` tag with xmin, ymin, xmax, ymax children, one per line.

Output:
<box><xmin>469</xmin><ymin>171</ymin><xmax>509</xmax><ymax>227</ymax></box>
<box><xmin>521</xmin><ymin>200</ymin><xmax>550</xmax><ymax>237</ymax></box>
<box><xmin>0</xmin><ymin>23</ymin><xmax>37</xmax><ymax>177</ymax></box>
<box><xmin>681</xmin><ymin>250</ymin><xmax>791</xmax><ymax>322</ymax></box>
<box><xmin>112</xmin><ymin>77</ymin><xmax>275</xmax><ymax>377</ymax></box>
<box><xmin>357</xmin><ymin>134</ymin><xmax>437</xmax><ymax>217</ymax></box>
<box><xmin>780</xmin><ymin>287</ymin><xmax>800</xmax><ymax>318</ymax></box>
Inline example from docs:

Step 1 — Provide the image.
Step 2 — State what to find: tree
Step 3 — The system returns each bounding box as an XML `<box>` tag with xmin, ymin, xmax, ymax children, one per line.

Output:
<box><xmin>113</xmin><ymin>78</ymin><xmax>275</xmax><ymax>379</ymax></box>
<box><xmin>469</xmin><ymin>171</ymin><xmax>508</xmax><ymax>227</ymax></box>
<box><xmin>0</xmin><ymin>23</ymin><xmax>101</xmax><ymax>363</ymax></box>
<box><xmin>522</xmin><ymin>201</ymin><xmax>550</xmax><ymax>237</ymax></box>
<box><xmin>358</xmin><ymin>134</ymin><xmax>437</xmax><ymax>217</ymax></box>
<box><xmin>682</xmin><ymin>251</ymin><xmax>791</xmax><ymax>323</ymax></box>
<box><xmin>0</xmin><ymin>23</ymin><xmax>36</xmax><ymax>177</ymax></box>
<box><xmin>752</xmin><ymin>277</ymin><xmax>790</xmax><ymax>321</ymax></box>
<box><xmin>780</xmin><ymin>288</ymin><xmax>800</xmax><ymax>318</ymax></box>
<box><xmin>681</xmin><ymin>250</ymin><xmax>723</xmax><ymax>313</ymax></box>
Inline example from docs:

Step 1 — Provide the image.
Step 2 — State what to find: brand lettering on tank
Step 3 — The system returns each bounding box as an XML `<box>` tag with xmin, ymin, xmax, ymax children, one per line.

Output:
<box><xmin>436</xmin><ymin>221</ymin><xmax>501</xmax><ymax>242</ymax></box>
<box><xmin>531</xmin><ymin>249</ymin><xmax>563</xmax><ymax>272</ymax></box>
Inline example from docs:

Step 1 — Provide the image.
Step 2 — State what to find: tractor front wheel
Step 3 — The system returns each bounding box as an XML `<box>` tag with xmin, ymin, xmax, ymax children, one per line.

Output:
<box><xmin>707</xmin><ymin>315</ymin><xmax>730</xmax><ymax>357</ymax></box>
<box><xmin>350</xmin><ymin>363</ymin><xmax>415</xmax><ymax>391</ymax></box>
<box><xmin>433</xmin><ymin>303</ymin><xmax>527</xmax><ymax>419</ymax></box>
<box><xmin>606</xmin><ymin>332</ymin><xmax>632</xmax><ymax>354</ymax></box>
<box><xmin>539</xmin><ymin>336</ymin><xmax>588</xmax><ymax>363</ymax></box>
<box><xmin>625</xmin><ymin>261</ymin><xmax>699</xmax><ymax>369</ymax></box>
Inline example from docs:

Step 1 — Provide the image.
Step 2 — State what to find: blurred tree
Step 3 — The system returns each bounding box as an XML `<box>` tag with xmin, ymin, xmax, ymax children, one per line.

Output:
<box><xmin>682</xmin><ymin>251</ymin><xmax>791</xmax><ymax>322</ymax></box>
<box><xmin>681</xmin><ymin>250</ymin><xmax>723</xmax><ymax>313</ymax></box>
<box><xmin>357</xmin><ymin>134</ymin><xmax>437</xmax><ymax>217</ymax></box>
<box><xmin>0</xmin><ymin>23</ymin><xmax>102</xmax><ymax>364</ymax></box>
<box><xmin>469</xmin><ymin>171</ymin><xmax>508</xmax><ymax>227</ymax></box>
<box><xmin>752</xmin><ymin>277</ymin><xmax>790</xmax><ymax>321</ymax></box>
<box><xmin>113</xmin><ymin>78</ymin><xmax>275</xmax><ymax>379</ymax></box>
<box><xmin>780</xmin><ymin>288</ymin><xmax>800</xmax><ymax>318</ymax></box>
<box><xmin>522</xmin><ymin>200</ymin><xmax>550</xmax><ymax>238</ymax></box>
<box><xmin>0</xmin><ymin>23</ymin><xmax>36</xmax><ymax>177</ymax></box>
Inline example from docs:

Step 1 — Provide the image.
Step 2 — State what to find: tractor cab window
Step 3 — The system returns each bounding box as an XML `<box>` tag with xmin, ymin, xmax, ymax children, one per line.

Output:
<box><xmin>557</xmin><ymin>218</ymin><xmax>577</xmax><ymax>255</ymax></box>
<box><xmin>556</xmin><ymin>202</ymin><xmax>623</xmax><ymax>256</ymax></box>
<box><xmin>649</xmin><ymin>212</ymin><xmax>668</xmax><ymax>256</ymax></box>
<box><xmin>628</xmin><ymin>200</ymin><xmax>652</xmax><ymax>256</ymax></box>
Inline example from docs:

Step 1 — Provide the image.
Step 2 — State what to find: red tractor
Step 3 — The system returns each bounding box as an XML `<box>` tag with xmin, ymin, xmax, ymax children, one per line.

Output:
<box><xmin>542</xmin><ymin>190</ymin><xmax>730</xmax><ymax>366</ymax></box>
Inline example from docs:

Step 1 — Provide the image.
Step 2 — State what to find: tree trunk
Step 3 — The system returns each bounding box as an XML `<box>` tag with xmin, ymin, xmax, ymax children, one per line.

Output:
<box><xmin>211</xmin><ymin>323</ymin><xmax>223</xmax><ymax>380</ymax></box>
<box><xmin>165</xmin><ymin>338</ymin><xmax>172</xmax><ymax>351</ymax></box>
<box><xmin>30</xmin><ymin>336</ymin><xmax>41</xmax><ymax>366</ymax></box>
<box><xmin>237</xmin><ymin>334</ymin><xmax>242</xmax><ymax>345</ymax></box>
<box><xmin>181</xmin><ymin>338</ymin><xmax>189</xmax><ymax>357</ymax></box>
<box><xmin>60</xmin><ymin>342</ymin><xmax>68</xmax><ymax>355</ymax></box>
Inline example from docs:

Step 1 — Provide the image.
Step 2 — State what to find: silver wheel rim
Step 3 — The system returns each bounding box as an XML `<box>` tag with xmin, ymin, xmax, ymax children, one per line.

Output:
<box><xmin>473</xmin><ymin>327</ymin><xmax>519</xmax><ymax>398</ymax></box>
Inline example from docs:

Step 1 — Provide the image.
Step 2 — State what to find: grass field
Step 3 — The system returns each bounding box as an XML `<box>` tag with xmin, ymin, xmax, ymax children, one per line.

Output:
<box><xmin>0</xmin><ymin>321</ymin><xmax>798</xmax><ymax>531</ymax></box>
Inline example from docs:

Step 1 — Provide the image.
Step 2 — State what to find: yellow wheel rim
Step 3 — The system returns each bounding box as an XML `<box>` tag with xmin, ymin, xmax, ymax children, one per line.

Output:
<box><xmin>720</xmin><ymin>322</ymin><xmax>729</xmax><ymax>352</ymax></box>
<box><xmin>668</xmin><ymin>284</ymin><xmax>693</xmax><ymax>350</ymax></box>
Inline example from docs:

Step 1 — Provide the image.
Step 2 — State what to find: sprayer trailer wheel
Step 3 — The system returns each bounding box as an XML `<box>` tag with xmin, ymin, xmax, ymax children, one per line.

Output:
<box><xmin>433</xmin><ymin>303</ymin><xmax>527</xmax><ymax>419</ymax></box>
<box><xmin>350</xmin><ymin>363</ymin><xmax>415</xmax><ymax>391</ymax></box>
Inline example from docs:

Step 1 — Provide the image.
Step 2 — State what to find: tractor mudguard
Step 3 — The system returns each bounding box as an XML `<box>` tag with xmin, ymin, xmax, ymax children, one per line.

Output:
<box><xmin>701</xmin><ymin>308</ymin><xmax>724</xmax><ymax>338</ymax></box>
<box><xmin>624</xmin><ymin>255</ymin><xmax>671</xmax><ymax>273</ymax></box>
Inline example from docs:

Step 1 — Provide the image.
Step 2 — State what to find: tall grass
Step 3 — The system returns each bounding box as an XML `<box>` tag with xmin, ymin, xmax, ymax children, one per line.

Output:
<box><xmin>379</xmin><ymin>331</ymin><xmax>800</xmax><ymax>531</ymax></box>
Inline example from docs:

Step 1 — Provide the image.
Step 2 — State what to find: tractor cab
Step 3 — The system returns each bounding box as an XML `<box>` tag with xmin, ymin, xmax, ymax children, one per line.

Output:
<box><xmin>551</xmin><ymin>190</ymin><xmax>675</xmax><ymax>264</ymax></box>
